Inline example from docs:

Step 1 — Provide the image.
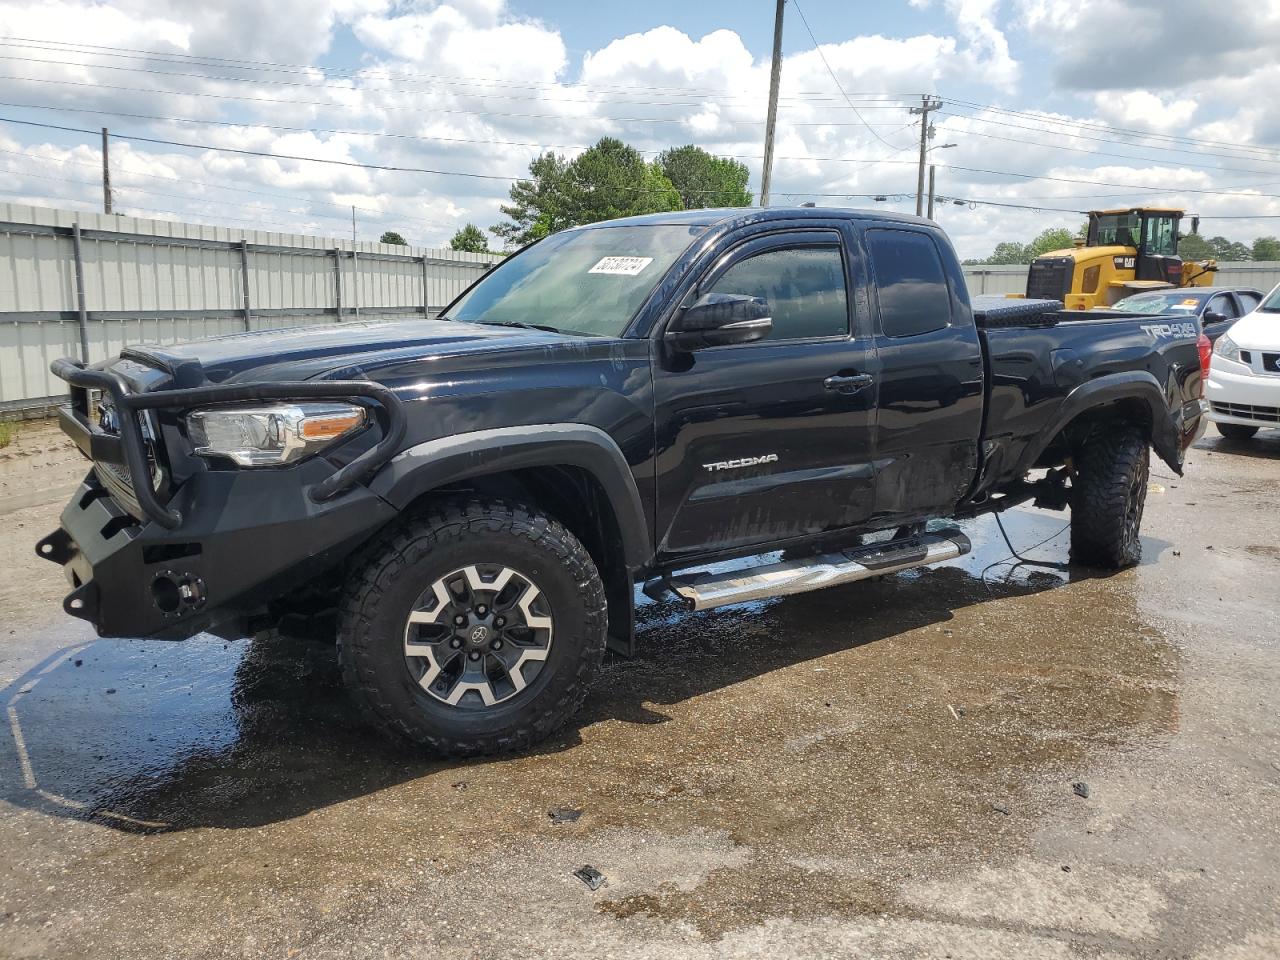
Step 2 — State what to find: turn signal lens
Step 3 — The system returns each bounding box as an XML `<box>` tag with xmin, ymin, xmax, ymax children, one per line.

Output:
<box><xmin>299</xmin><ymin>411</ymin><xmax>367</xmax><ymax>441</ymax></box>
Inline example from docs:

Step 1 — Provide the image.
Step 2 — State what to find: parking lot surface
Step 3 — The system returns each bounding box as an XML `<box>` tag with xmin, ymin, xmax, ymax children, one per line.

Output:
<box><xmin>0</xmin><ymin>427</ymin><xmax>1277</xmax><ymax>959</ymax></box>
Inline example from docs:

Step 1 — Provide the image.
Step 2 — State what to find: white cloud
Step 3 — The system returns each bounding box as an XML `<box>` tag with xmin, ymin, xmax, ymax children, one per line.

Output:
<box><xmin>0</xmin><ymin>0</ymin><xmax>1276</xmax><ymax>260</ymax></box>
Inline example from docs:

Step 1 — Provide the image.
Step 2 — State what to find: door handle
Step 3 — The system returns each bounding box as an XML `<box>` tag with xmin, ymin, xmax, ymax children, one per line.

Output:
<box><xmin>823</xmin><ymin>373</ymin><xmax>874</xmax><ymax>394</ymax></box>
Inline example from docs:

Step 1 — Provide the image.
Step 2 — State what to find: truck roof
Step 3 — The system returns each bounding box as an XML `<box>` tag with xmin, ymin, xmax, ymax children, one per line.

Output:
<box><xmin>570</xmin><ymin>206</ymin><xmax>938</xmax><ymax>230</ymax></box>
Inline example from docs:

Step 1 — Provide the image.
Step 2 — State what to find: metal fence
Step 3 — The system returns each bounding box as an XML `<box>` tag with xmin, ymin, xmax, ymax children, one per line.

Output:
<box><xmin>962</xmin><ymin>261</ymin><xmax>1280</xmax><ymax>296</ymax></box>
<box><xmin>0</xmin><ymin>203</ymin><xmax>502</xmax><ymax>413</ymax></box>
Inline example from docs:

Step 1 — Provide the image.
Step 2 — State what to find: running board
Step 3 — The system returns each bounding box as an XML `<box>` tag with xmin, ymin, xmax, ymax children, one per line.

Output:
<box><xmin>663</xmin><ymin>528</ymin><xmax>972</xmax><ymax>611</ymax></box>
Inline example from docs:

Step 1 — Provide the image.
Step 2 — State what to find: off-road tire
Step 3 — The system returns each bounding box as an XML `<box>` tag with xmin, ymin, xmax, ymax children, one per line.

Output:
<box><xmin>337</xmin><ymin>498</ymin><xmax>608</xmax><ymax>755</ymax></box>
<box><xmin>1216</xmin><ymin>422</ymin><xmax>1258</xmax><ymax>441</ymax></box>
<box><xmin>1070</xmin><ymin>425</ymin><xmax>1150</xmax><ymax>569</ymax></box>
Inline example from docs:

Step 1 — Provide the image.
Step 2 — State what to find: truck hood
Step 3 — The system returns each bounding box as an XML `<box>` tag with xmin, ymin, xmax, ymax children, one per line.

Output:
<box><xmin>1223</xmin><ymin>310</ymin><xmax>1280</xmax><ymax>350</ymax></box>
<box><xmin>121</xmin><ymin>318</ymin><xmax>563</xmax><ymax>385</ymax></box>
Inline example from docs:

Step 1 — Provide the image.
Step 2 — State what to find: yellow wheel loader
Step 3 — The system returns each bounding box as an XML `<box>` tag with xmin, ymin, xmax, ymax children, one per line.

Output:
<box><xmin>1025</xmin><ymin>208</ymin><xmax>1217</xmax><ymax>309</ymax></box>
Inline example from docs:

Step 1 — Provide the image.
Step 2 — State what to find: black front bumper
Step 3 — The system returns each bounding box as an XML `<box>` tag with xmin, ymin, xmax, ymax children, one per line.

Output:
<box><xmin>37</xmin><ymin>465</ymin><xmax>398</xmax><ymax>640</ymax></box>
<box><xmin>37</xmin><ymin>357</ymin><xmax>406</xmax><ymax>641</ymax></box>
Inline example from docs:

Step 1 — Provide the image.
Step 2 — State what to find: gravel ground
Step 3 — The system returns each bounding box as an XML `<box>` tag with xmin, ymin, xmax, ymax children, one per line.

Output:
<box><xmin>0</xmin><ymin>425</ymin><xmax>1277</xmax><ymax>959</ymax></box>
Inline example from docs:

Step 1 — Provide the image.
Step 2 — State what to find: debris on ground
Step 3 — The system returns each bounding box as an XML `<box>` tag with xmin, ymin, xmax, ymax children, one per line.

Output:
<box><xmin>548</xmin><ymin>808</ymin><xmax>583</xmax><ymax>824</ymax></box>
<box><xmin>572</xmin><ymin>865</ymin><xmax>605</xmax><ymax>891</ymax></box>
<box><xmin>991</xmin><ymin>803</ymin><xmax>1011</xmax><ymax>815</ymax></box>
<box><xmin>1072</xmin><ymin>781</ymin><xmax>1090</xmax><ymax>799</ymax></box>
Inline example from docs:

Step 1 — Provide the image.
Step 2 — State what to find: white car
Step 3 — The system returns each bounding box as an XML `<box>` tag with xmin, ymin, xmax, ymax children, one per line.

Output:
<box><xmin>1206</xmin><ymin>284</ymin><xmax>1280</xmax><ymax>441</ymax></box>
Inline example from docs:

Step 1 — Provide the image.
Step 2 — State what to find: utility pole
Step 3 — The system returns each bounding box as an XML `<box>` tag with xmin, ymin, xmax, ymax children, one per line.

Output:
<box><xmin>351</xmin><ymin>205</ymin><xmax>360</xmax><ymax>320</ymax></box>
<box><xmin>101</xmin><ymin>127</ymin><xmax>112</xmax><ymax>214</ymax></box>
<box><xmin>759</xmin><ymin>0</ymin><xmax>785</xmax><ymax>208</ymax></box>
<box><xmin>911</xmin><ymin>95</ymin><xmax>942</xmax><ymax>217</ymax></box>
<box><xmin>927</xmin><ymin>165</ymin><xmax>936</xmax><ymax>220</ymax></box>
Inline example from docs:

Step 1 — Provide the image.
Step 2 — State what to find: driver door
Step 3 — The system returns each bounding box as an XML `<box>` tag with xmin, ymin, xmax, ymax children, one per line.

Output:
<box><xmin>651</xmin><ymin>227</ymin><xmax>879</xmax><ymax>564</ymax></box>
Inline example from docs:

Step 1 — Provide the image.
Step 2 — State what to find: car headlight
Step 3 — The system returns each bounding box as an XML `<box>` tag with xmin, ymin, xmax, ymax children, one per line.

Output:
<box><xmin>1213</xmin><ymin>334</ymin><xmax>1241</xmax><ymax>364</ymax></box>
<box><xmin>187</xmin><ymin>402</ymin><xmax>367</xmax><ymax>466</ymax></box>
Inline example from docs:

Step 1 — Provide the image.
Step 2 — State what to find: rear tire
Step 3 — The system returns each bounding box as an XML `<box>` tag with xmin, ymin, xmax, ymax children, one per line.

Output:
<box><xmin>1070</xmin><ymin>425</ymin><xmax>1150</xmax><ymax>569</ymax></box>
<box><xmin>1217</xmin><ymin>422</ymin><xmax>1258</xmax><ymax>441</ymax></box>
<box><xmin>337</xmin><ymin>498</ymin><xmax>607</xmax><ymax>756</ymax></box>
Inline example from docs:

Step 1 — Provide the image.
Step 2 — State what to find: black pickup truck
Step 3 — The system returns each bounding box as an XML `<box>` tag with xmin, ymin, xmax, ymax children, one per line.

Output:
<box><xmin>38</xmin><ymin>207</ymin><xmax>1207</xmax><ymax>754</ymax></box>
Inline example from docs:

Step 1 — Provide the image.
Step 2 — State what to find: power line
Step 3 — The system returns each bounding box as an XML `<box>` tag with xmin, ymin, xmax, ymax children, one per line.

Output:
<box><xmin>939</xmin><ymin>107</ymin><xmax>1280</xmax><ymax>169</ymax></box>
<box><xmin>0</xmin><ymin>115</ymin><xmax>525</xmax><ymax>180</ymax></box>
<box><xmin>789</xmin><ymin>0</ymin><xmax>912</xmax><ymax>151</ymax></box>
<box><xmin>0</xmin><ymin>49</ymin><xmax>926</xmax><ymax>112</ymax></box>
<box><xmin>0</xmin><ymin>35</ymin><xmax>927</xmax><ymax>102</ymax></box>
<box><xmin>938</xmin><ymin>124</ymin><xmax>1280</xmax><ymax>178</ymax></box>
<box><xmin>0</xmin><ymin>147</ymin><xmax>449</xmax><ymax>225</ymax></box>
<box><xmin>945</xmin><ymin>97</ymin><xmax>1280</xmax><ymax>161</ymax></box>
<box><xmin>0</xmin><ymin>72</ymin><xmax>933</xmax><ymax>129</ymax></box>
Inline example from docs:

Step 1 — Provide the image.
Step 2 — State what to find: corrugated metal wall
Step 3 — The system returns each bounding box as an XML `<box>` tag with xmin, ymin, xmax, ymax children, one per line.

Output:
<box><xmin>0</xmin><ymin>203</ymin><xmax>501</xmax><ymax>410</ymax></box>
<box><xmin>962</xmin><ymin>262</ymin><xmax>1280</xmax><ymax>296</ymax></box>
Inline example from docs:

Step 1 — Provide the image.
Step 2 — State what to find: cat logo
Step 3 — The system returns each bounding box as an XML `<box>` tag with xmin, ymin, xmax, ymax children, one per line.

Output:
<box><xmin>702</xmin><ymin>454</ymin><xmax>779</xmax><ymax>472</ymax></box>
<box><xmin>1113</xmin><ymin>256</ymin><xmax>1136</xmax><ymax>269</ymax></box>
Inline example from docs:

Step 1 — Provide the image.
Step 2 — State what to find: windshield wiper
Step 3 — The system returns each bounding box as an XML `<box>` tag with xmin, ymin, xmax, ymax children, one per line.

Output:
<box><xmin>475</xmin><ymin>320</ymin><xmax>564</xmax><ymax>334</ymax></box>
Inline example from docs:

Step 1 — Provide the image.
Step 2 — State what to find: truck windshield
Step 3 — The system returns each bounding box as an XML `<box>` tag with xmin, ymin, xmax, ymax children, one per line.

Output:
<box><xmin>1113</xmin><ymin>292</ymin><xmax>1205</xmax><ymax>314</ymax></box>
<box><xmin>443</xmin><ymin>223</ymin><xmax>706</xmax><ymax>337</ymax></box>
<box><xmin>1260</xmin><ymin>285</ymin><xmax>1280</xmax><ymax>313</ymax></box>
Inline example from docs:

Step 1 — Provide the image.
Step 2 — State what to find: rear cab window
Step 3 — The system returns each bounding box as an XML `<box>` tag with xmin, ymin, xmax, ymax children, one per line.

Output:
<box><xmin>864</xmin><ymin>229</ymin><xmax>953</xmax><ymax>337</ymax></box>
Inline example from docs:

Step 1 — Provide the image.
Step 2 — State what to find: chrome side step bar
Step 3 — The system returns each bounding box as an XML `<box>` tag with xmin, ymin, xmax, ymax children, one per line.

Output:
<box><xmin>662</xmin><ymin>528</ymin><xmax>972</xmax><ymax>611</ymax></box>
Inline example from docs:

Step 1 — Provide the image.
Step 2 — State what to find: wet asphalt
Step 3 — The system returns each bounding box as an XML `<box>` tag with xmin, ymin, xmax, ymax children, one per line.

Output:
<box><xmin>0</xmin><ymin>428</ymin><xmax>1277</xmax><ymax>959</ymax></box>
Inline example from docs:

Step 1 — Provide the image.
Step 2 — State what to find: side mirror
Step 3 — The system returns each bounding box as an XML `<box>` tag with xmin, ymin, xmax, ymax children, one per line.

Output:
<box><xmin>1203</xmin><ymin>310</ymin><xmax>1228</xmax><ymax>324</ymax></box>
<box><xmin>665</xmin><ymin>293</ymin><xmax>772</xmax><ymax>351</ymax></box>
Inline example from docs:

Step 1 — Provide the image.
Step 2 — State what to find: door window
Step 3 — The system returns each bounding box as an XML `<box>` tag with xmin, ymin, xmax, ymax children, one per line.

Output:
<box><xmin>1206</xmin><ymin>293</ymin><xmax>1238</xmax><ymax>319</ymax></box>
<box><xmin>706</xmin><ymin>246</ymin><xmax>849</xmax><ymax>341</ymax></box>
<box><xmin>1238</xmin><ymin>292</ymin><xmax>1261</xmax><ymax>313</ymax></box>
<box><xmin>1143</xmin><ymin>216</ymin><xmax>1178</xmax><ymax>256</ymax></box>
<box><xmin>866</xmin><ymin>229</ymin><xmax>952</xmax><ymax>337</ymax></box>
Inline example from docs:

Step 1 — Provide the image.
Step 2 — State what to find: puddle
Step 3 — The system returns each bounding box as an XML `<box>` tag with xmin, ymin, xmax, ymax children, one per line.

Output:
<box><xmin>0</xmin><ymin>505</ymin><xmax>1183</xmax><ymax>936</ymax></box>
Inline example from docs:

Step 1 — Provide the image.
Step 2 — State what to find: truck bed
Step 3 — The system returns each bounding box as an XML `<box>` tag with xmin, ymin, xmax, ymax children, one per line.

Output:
<box><xmin>969</xmin><ymin>294</ymin><xmax>1203</xmax><ymax>498</ymax></box>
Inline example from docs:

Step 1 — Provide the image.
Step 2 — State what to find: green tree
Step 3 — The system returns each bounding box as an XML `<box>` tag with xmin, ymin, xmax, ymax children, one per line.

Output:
<box><xmin>984</xmin><ymin>241</ymin><xmax>1030</xmax><ymax>264</ymax></box>
<box><xmin>449</xmin><ymin>223</ymin><xmax>490</xmax><ymax>254</ymax></box>
<box><xmin>657</xmin><ymin>145</ymin><xmax>752</xmax><ymax>209</ymax></box>
<box><xmin>1209</xmin><ymin>236</ymin><xmax>1251</xmax><ymax>261</ymax></box>
<box><xmin>1251</xmin><ymin>236</ymin><xmax>1280</xmax><ymax>261</ymax></box>
<box><xmin>1178</xmin><ymin>233</ymin><xmax>1215</xmax><ymax>260</ymax></box>
<box><xmin>1027</xmin><ymin>227</ymin><xmax>1076</xmax><ymax>258</ymax></box>
<box><xmin>491</xmin><ymin>138</ymin><xmax>683</xmax><ymax>247</ymax></box>
<box><xmin>379</xmin><ymin>230</ymin><xmax>407</xmax><ymax>246</ymax></box>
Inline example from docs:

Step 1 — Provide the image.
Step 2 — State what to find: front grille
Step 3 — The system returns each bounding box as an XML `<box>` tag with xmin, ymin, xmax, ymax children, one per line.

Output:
<box><xmin>1212</xmin><ymin>401</ymin><xmax>1280</xmax><ymax>423</ymax></box>
<box><xmin>1264</xmin><ymin>352</ymin><xmax>1279</xmax><ymax>374</ymax></box>
<box><xmin>1026</xmin><ymin>257</ymin><xmax>1073</xmax><ymax>301</ymax></box>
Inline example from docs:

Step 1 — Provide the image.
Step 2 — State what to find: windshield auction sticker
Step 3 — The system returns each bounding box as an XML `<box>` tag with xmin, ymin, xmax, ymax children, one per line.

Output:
<box><xmin>589</xmin><ymin>256</ymin><xmax>653</xmax><ymax>276</ymax></box>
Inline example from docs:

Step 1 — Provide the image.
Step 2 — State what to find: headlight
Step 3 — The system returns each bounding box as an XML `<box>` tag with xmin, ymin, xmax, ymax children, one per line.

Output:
<box><xmin>187</xmin><ymin>402</ymin><xmax>366</xmax><ymax>466</ymax></box>
<box><xmin>1213</xmin><ymin>334</ymin><xmax>1241</xmax><ymax>364</ymax></box>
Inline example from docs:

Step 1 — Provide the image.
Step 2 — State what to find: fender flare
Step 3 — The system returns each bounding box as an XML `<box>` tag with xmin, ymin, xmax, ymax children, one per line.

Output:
<box><xmin>1014</xmin><ymin>371</ymin><xmax>1184</xmax><ymax>476</ymax></box>
<box><xmin>369</xmin><ymin>423</ymin><xmax>652</xmax><ymax>570</ymax></box>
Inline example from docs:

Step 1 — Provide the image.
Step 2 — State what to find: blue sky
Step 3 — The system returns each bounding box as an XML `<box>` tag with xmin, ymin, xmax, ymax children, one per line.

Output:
<box><xmin>0</xmin><ymin>0</ymin><xmax>1277</xmax><ymax>258</ymax></box>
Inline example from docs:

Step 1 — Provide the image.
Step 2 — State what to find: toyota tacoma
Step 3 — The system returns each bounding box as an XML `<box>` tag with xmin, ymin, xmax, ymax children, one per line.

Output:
<box><xmin>37</xmin><ymin>207</ymin><xmax>1207</xmax><ymax>754</ymax></box>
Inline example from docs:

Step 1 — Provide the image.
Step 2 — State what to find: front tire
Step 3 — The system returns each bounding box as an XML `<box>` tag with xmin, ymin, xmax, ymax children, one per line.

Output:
<box><xmin>338</xmin><ymin>498</ymin><xmax>607</xmax><ymax>755</ymax></box>
<box><xmin>1070</xmin><ymin>425</ymin><xmax>1150</xmax><ymax>569</ymax></box>
<box><xmin>1217</xmin><ymin>422</ymin><xmax>1258</xmax><ymax>441</ymax></box>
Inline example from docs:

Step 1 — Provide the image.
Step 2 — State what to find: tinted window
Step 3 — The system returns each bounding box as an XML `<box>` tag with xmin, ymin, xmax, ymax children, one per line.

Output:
<box><xmin>708</xmin><ymin>246</ymin><xmax>848</xmax><ymax>341</ymax></box>
<box><xmin>866</xmin><ymin>230</ymin><xmax>951</xmax><ymax>337</ymax></box>
<box><xmin>1239</xmin><ymin>292</ymin><xmax>1261</xmax><ymax>312</ymax></box>
<box><xmin>1206</xmin><ymin>293</ymin><xmax>1238</xmax><ymax>319</ymax></box>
